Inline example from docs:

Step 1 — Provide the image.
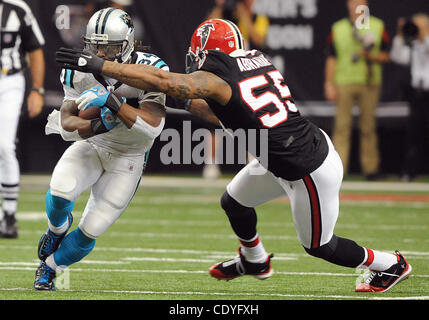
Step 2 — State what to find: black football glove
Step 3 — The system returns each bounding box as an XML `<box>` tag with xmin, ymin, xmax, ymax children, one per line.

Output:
<box><xmin>56</xmin><ymin>47</ymin><xmax>105</xmax><ymax>74</ymax></box>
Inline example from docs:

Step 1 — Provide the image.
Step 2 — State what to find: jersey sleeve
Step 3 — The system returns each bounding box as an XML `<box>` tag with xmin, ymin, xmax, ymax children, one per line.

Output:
<box><xmin>135</xmin><ymin>53</ymin><xmax>169</xmax><ymax>106</ymax></box>
<box><xmin>197</xmin><ymin>50</ymin><xmax>236</xmax><ymax>86</ymax></box>
<box><xmin>60</xmin><ymin>69</ymin><xmax>81</xmax><ymax>101</ymax></box>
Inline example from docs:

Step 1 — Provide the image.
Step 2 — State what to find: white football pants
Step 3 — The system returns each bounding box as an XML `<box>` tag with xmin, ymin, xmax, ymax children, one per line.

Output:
<box><xmin>0</xmin><ymin>73</ymin><xmax>25</xmax><ymax>186</ymax></box>
<box><xmin>49</xmin><ymin>140</ymin><xmax>146</xmax><ymax>239</ymax></box>
<box><xmin>226</xmin><ymin>130</ymin><xmax>344</xmax><ymax>249</ymax></box>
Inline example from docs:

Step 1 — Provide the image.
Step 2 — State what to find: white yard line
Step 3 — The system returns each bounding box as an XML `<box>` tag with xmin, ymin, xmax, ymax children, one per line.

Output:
<box><xmin>0</xmin><ymin>286</ymin><xmax>428</xmax><ymax>300</ymax></box>
<box><xmin>0</xmin><ymin>265</ymin><xmax>428</xmax><ymax>278</ymax></box>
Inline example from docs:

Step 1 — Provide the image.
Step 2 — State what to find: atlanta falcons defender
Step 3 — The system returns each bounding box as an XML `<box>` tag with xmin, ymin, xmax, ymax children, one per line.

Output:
<box><xmin>56</xmin><ymin>19</ymin><xmax>411</xmax><ymax>293</ymax></box>
<box><xmin>34</xmin><ymin>8</ymin><xmax>167</xmax><ymax>290</ymax></box>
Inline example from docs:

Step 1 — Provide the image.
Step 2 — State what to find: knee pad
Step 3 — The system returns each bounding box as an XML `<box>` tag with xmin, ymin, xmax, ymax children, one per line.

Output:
<box><xmin>220</xmin><ymin>191</ymin><xmax>257</xmax><ymax>240</ymax></box>
<box><xmin>220</xmin><ymin>191</ymin><xmax>252</xmax><ymax>217</ymax></box>
<box><xmin>45</xmin><ymin>189</ymin><xmax>75</xmax><ymax>227</ymax></box>
<box><xmin>304</xmin><ymin>234</ymin><xmax>338</xmax><ymax>260</ymax></box>
<box><xmin>50</xmin><ymin>170</ymin><xmax>77</xmax><ymax>198</ymax></box>
<box><xmin>78</xmin><ymin>214</ymin><xmax>109</xmax><ymax>240</ymax></box>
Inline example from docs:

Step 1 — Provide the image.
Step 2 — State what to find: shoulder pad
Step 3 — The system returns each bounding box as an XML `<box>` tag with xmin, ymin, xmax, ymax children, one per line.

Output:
<box><xmin>60</xmin><ymin>69</ymin><xmax>89</xmax><ymax>89</ymax></box>
<box><xmin>60</xmin><ymin>69</ymin><xmax>76</xmax><ymax>88</ymax></box>
<box><xmin>198</xmin><ymin>50</ymin><xmax>233</xmax><ymax>76</ymax></box>
<box><xmin>134</xmin><ymin>52</ymin><xmax>169</xmax><ymax>70</ymax></box>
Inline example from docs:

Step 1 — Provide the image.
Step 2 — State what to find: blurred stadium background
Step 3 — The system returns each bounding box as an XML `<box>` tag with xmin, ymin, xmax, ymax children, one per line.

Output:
<box><xmin>18</xmin><ymin>0</ymin><xmax>429</xmax><ymax>176</ymax></box>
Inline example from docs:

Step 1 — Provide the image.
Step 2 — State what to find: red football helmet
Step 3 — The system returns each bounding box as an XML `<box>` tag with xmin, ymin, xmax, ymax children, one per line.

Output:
<box><xmin>186</xmin><ymin>19</ymin><xmax>245</xmax><ymax>73</ymax></box>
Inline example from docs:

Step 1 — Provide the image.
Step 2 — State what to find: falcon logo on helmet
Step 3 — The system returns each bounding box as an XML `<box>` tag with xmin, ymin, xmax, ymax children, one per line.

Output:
<box><xmin>196</xmin><ymin>23</ymin><xmax>215</xmax><ymax>51</ymax></box>
<box><xmin>185</xmin><ymin>19</ymin><xmax>245</xmax><ymax>73</ymax></box>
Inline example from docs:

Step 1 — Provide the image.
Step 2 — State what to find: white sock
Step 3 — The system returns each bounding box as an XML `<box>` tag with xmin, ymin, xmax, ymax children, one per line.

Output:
<box><xmin>45</xmin><ymin>254</ymin><xmax>58</xmax><ymax>271</ymax></box>
<box><xmin>45</xmin><ymin>254</ymin><xmax>67</xmax><ymax>273</ymax></box>
<box><xmin>360</xmin><ymin>248</ymin><xmax>398</xmax><ymax>271</ymax></box>
<box><xmin>3</xmin><ymin>199</ymin><xmax>17</xmax><ymax>214</ymax></box>
<box><xmin>239</xmin><ymin>234</ymin><xmax>268</xmax><ymax>263</ymax></box>
<box><xmin>48</xmin><ymin>219</ymin><xmax>69</xmax><ymax>235</ymax></box>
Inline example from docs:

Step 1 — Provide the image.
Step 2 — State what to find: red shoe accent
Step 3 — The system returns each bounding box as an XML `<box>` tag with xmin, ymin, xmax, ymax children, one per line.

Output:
<box><xmin>355</xmin><ymin>283</ymin><xmax>384</xmax><ymax>292</ymax></box>
<box><xmin>209</xmin><ymin>263</ymin><xmax>236</xmax><ymax>280</ymax></box>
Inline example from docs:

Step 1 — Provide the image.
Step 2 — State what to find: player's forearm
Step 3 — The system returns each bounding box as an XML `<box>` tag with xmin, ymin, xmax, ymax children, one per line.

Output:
<box><xmin>117</xmin><ymin>102</ymin><xmax>165</xmax><ymax>129</ymax></box>
<box><xmin>102</xmin><ymin>61</ymin><xmax>166</xmax><ymax>93</ymax></box>
<box><xmin>116</xmin><ymin>102</ymin><xmax>164</xmax><ymax>140</ymax></box>
<box><xmin>28</xmin><ymin>49</ymin><xmax>45</xmax><ymax>89</ymax></box>
<box><xmin>102</xmin><ymin>61</ymin><xmax>210</xmax><ymax>100</ymax></box>
<box><xmin>188</xmin><ymin>99</ymin><xmax>220</xmax><ymax>126</ymax></box>
<box><xmin>60</xmin><ymin>101</ymin><xmax>94</xmax><ymax>138</ymax></box>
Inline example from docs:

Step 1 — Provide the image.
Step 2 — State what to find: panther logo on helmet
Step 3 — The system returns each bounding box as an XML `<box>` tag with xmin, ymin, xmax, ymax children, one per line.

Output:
<box><xmin>120</xmin><ymin>13</ymin><xmax>134</xmax><ymax>29</ymax></box>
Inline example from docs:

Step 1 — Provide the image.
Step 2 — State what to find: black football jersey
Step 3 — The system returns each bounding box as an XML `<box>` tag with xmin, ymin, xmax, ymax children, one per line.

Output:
<box><xmin>196</xmin><ymin>49</ymin><xmax>328</xmax><ymax>181</ymax></box>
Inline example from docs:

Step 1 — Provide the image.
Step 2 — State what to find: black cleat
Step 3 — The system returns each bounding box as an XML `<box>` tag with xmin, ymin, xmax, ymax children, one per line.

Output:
<box><xmin>37</xmin><ymin>214</ymin><xmax>73</xmax><ymax>261</ymax></box>
<box><xmin>34</xmin><ymin>261</ymin><xmax>44</xmax><ymax>283</ymax></box>
<box><xmin>34</xmin><ymin>261</ymin><xmax>56</xmax><ymax>291</ymax></box>
<box><xmin>355</xmin><ymin>250</ymin><xmax>412</xmax><ymax>293</ymax></box>
<box><xmin>209</xmin><ymin>248</ymin><xmax>274</xmax><ymax>281</ymax></box>
<box><xmin>0</xmin><ymin>213</ymin><xmax>18</xmax><ymax>238</ymax></box>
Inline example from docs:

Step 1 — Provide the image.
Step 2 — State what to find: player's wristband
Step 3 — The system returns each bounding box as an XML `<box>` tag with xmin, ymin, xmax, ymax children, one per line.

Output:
<box><xmin>90</xmin><ymin>118</ymin><xmax>108</xmax><ymax>135</ymax></box>
<box><xmin>105</xmin><ymin>92</ymin><xmax>123</xmax><ymax>114</ymax></box>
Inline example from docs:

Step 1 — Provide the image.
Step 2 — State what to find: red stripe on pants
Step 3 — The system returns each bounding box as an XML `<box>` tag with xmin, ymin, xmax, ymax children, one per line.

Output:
<box><xmin>303</xmin><ymin>176</ymin><xmax>321</xmax><ymax>249</ymax></box>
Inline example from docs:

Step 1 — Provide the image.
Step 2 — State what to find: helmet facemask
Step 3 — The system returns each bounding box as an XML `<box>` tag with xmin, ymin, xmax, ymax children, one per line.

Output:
<box><xmin>185</xmin><ymin>47</ymin><xmax>197</xmax><ymax>74</ymax></box>
<box><xmin>185</xmin><ymin>47</ymin><xmax>209</xmax><ymax>74</ymax></box>
<box><xmin>84</xmin><ymin>34</ymin><xmax>129</xmax><ymax>62</ymax></box>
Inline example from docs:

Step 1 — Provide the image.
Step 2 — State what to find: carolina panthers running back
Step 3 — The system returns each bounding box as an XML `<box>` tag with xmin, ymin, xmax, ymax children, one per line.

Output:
<box><xmin>35</xmin><ymin>8</ymin><xmax>168</xmax><ymax>291</ymax></box>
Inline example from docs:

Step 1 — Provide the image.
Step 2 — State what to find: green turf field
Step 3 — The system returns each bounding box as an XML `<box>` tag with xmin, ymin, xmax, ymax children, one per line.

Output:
<box><xmin>1</xmin><ymin>175</ymin><xmax>428</xmax><ymax>300</ymax></box>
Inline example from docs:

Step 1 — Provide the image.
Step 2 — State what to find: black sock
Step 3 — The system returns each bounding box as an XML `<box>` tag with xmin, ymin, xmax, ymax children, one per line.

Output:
<box><xmin>220</xmin><ymin>191</ymin><xmax>257</xmax><ymax>240</ymax></box>
<box><xmin>305</xmin><ymin>235</ymin><xmax>365</xmax><ymax>268</ymax></box>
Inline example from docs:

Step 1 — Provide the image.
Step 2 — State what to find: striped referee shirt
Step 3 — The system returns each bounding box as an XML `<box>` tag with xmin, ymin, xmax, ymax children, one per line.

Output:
<box><xmin>0</xmin><ymin>0</ymin><xmax>45</xmax><ymax>75</ymax></box>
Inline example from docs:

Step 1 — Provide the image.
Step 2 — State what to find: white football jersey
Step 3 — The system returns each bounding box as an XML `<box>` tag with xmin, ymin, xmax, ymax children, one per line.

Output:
<box><xmin>59</xmin><ymin>51</ymin><xmax>169</xmax><ymax>155</ymax></box>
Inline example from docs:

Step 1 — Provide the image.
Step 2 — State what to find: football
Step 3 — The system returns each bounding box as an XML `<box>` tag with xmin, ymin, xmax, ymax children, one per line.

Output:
<box><xmin>78</xmin><ymin>107</ymin><xmax>101</xmax><ymax>120</ymax></box>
